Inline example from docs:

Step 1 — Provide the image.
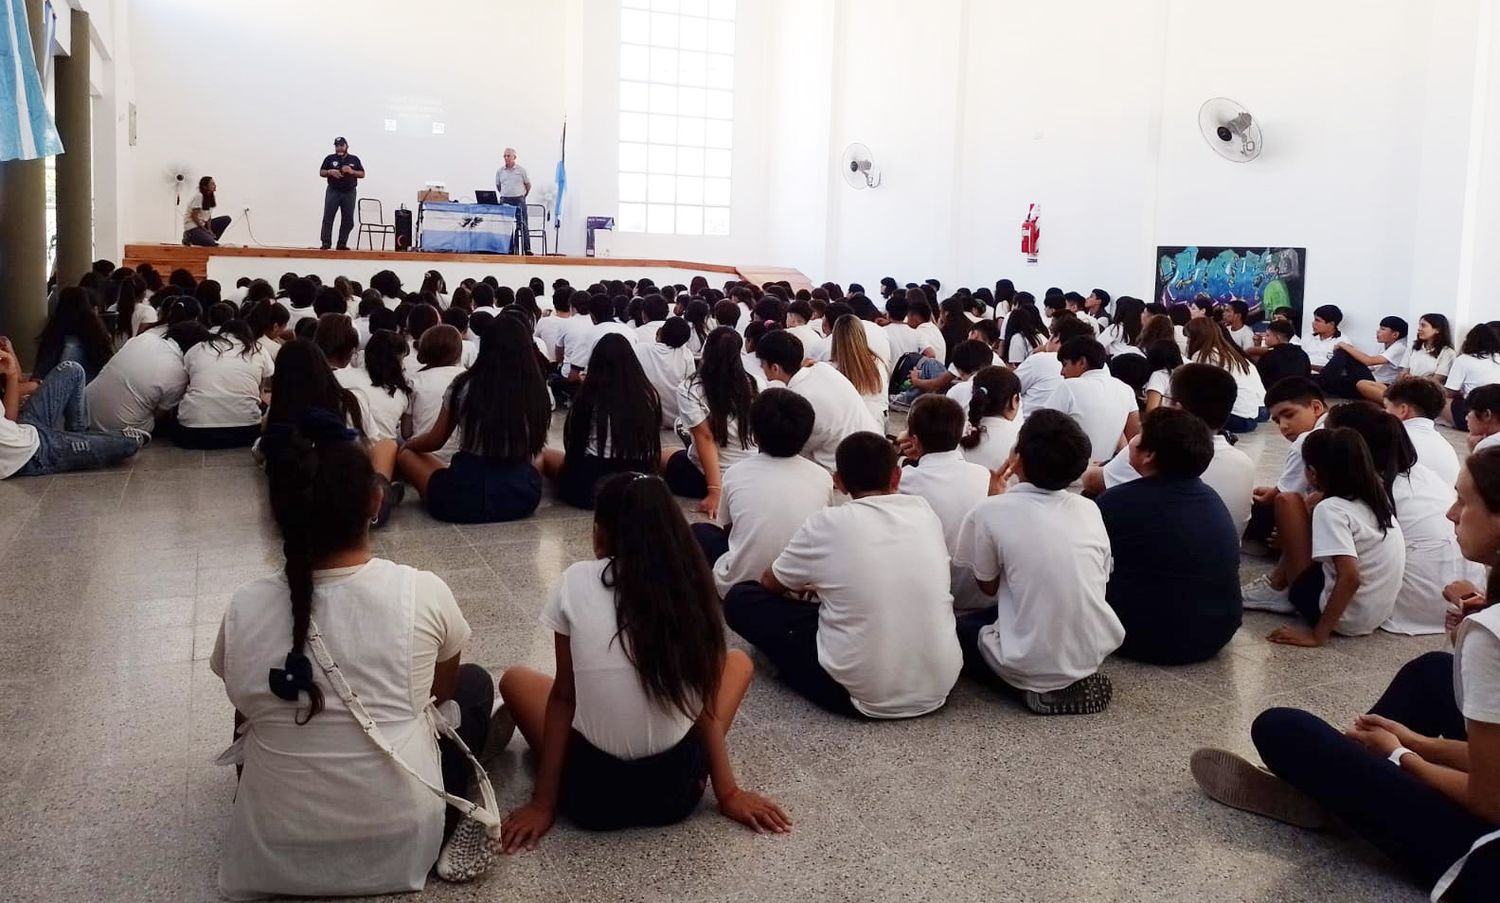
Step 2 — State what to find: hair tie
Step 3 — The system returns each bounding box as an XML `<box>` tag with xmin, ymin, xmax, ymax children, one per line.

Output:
<box><xmin>269</xmin><ymin>650</ymin><xmax>316</xmax><ymax>701</ymax></box>
<box><xmin>975</xmin><ymin>385</ymin><xmax>988</xmax><ymax>398</ymax></box>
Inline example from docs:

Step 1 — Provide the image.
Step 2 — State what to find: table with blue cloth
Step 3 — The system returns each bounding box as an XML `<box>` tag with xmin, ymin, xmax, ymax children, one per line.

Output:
<box><xmin>417</xmin><ymin>202</ymin><xmax>518</xmax><ymax>253</ymax></box>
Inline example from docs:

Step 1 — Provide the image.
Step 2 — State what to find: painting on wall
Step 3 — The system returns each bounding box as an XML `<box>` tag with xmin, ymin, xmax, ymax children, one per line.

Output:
<box><xmin>1154</xmin><ymin>245</ymin><xmax>1306</xmax><ymax>319</ymax></box>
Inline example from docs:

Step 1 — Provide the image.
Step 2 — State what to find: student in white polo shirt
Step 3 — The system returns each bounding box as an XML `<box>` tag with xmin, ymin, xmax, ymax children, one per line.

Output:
<box><xmin>1037</xmin><ymin>336</ymin><xmax>1140</xmax><ymax>462</ymax></box>
<box><xmin>85</xmin><ymin>322</ymin><xmax>208</xmax><ymax>434</ymax></box>
<box><xmin>723</xmin><ymin>432</ymin><xmax>962</xmax><ymax>718</ymax></box>
<box><xmin>1383</xmin><ymin>376</ymin><xmax>1460</xmax><ymax>487</ymax></box>
<box><xmin>1014</xmin><ymin>316</ymin><xmax>1093</xmax><ymax>418</ymax></box>
<box><xmin>953</xmin><ymin>410</ymin><xmax>1124</xmax><ymax>715</ymax></box>
<box><xmin>1464</xmin><ymin>384</ymin><xmax>1500</xmax><ymax>454</ymax></box>
<box><xmin>692</xmin><ymin>388</ymin><xmax>834</xmax><ymax>596</ymax></box>
<box><xmin>755</xmin><ymin>330</ymin><xmax>880</xmax><ymax>473</ymax></box>
<box><xmin>898</xmin><ymin>395</ymin><xmax>994</xmax><ymax>610</ymax></box>
<box><xmin>1299</xmin><ymin>304</ymin><xmax>1346</xmax><ymax>372</ymax></box>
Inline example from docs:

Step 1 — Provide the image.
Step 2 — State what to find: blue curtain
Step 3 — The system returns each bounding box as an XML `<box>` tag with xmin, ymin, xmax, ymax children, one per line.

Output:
<box><xmin>1</xmin><ymin>0</ymin><xmax>63</xmax><ymax>162</ymax></box>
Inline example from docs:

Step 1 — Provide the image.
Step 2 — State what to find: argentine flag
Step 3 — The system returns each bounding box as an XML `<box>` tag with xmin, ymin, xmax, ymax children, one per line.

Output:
<box><xmin>2</xmin><ymin>0</ymin><xmax>63</xmax><ymax>162</ymax></box>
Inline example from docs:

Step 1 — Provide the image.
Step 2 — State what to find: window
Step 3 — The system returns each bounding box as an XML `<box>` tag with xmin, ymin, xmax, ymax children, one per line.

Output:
<box><xmin>618</xmin><ymin>0</ymin><xmax>734</xmax><ymax>235</ymax></box>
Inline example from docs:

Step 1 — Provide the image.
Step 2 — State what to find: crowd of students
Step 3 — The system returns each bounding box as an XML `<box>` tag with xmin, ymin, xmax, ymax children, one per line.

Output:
<box><xmin>4</xmin><ymin>262</ymin><xmax>1499</xmax><ymax>899</ymax></box>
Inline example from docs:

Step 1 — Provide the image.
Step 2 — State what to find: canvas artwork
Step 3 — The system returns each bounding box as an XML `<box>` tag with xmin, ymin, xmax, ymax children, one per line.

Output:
<box><xmin>1154</xmin><ymin>245</ymin><xmax>1306</xmax><ymax>319</ymax></box>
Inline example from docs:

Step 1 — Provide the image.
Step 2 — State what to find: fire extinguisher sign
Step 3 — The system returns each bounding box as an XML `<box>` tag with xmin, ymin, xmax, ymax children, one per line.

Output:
<box><xmin>1021</xmin><ymin>204</ymin><xmax>1040</xmax><ymax>264</ymax></box>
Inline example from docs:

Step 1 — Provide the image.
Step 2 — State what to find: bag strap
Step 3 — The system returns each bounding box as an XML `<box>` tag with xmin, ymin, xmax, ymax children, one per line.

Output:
<box><xmin>1431</xmin><ymin>827</ymin><xmax>1500</xmax><ymax>901</ymax></box>
<box><xmin>304</xmin><ymin>620</ymin><xmax>502</xmax><ymax>834</ymax></box>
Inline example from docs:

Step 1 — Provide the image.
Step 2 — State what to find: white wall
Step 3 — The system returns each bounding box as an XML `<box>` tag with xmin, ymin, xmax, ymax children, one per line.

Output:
<box><xmin>126</xmin><ymin>0</ymin><xmax>566</xmax><ymax>249</ymax></box>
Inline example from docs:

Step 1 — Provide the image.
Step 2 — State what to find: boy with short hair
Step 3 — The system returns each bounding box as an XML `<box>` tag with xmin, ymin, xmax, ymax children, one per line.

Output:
<box><xmin>723</xmin><ymin>432</ymin><xmax>963</xmax><ymax>719</ymax></box>
<box><xmin>1384</xmin><ymin>376</ymin><xmax>1460</xmax><ymax>485</ymax></box>
<box><xmin>898</xmin><ymin>395</ymin><xmax>994</xmax><ymax>610</ymax></box>
<box><xmin>944</xmin><ymin>340</ymin><xmax>998</xmax><ymax>410</ymax></box>
<box><xmin>756</xmin><ymin>331</ymin><xmax>880</xmax><ymax>472</ymax></box>
<box><xmin>1242</xmin><ymin>377</ymin><xmax>1329</xmax><ymax>609</ymax></box>
<box><xmin>693</xmin><ymin>388</ymin><xmax>835</xmax><ymax>596</ymax></box>
<box><xmin>1465</xmin><ymin>384</ymin><xmax>1500</xmax><ymax>453</ymax></box>
<box><xmin>954</xmin><ymin>410</ymin><xmax>1124</xmax><ymax>714</ymax></box>
<box><xmin>1225</xmin><ymin>300</ymin><xmax>1254</xmax><ymax>350</ymax></box>
<box><xmin>1038</xmin><ymin>336</ymin><xmax>1140</xmax><ymax>462</ymax></box>
<box><xmin>1015</xmin><ymin>315</ymin><xmax>1093</xmax><ymax>417</ymax></box>
<box><xmin>1252</xmin><ymin>320</ymin><xmax>1311</xmax><ymax>385</ymax></box>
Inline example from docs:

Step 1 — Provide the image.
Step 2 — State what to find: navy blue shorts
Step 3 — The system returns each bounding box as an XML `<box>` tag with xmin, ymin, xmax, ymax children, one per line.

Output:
<box><xmin>425</xmin><ymin>452</ymin><xmax>542</xmax><ymax>523</ymax></box>
<box><xmin>557</xmin><ymin>454</ymin><xmax>646</xmax><ymax>509</ymax></box>
<box><xmin>559</xmin><ymin>727</ymin><xmax>708</xmax><ymax>831</ymax></box>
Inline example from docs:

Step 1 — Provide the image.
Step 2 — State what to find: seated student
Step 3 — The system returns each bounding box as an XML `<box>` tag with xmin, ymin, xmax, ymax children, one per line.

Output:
<box><xmin>1099</xmin><ymin>297</ymin><xmax>1146</xmax><ymax>358</ymax></box>
<box><xmin>1253</xmin><ymin>428</ymin><xmax>1406</xmax><ymax>647</ymax></box>
<box><xmin>397</xmin><ymin>317</ymin><xmax>550</xmax><ymax>525</ymax></box>
<box><xmin>943</xmin><ymin>340</ymin><xmax>998</xmax><ymax>411</ymax></box>
<box><xmin>280</xmin><ymin>277</ymin><xmax>319</xmax><ymax>333</ymax></box>
<box><xmin>497</xmin><ymin>475</ymin><xmax>787</xmax><ymax>846</ymax></box>
<box><xmin>1325</xmin><ymin>402</ymin><xmax>1482</xmax><ymax>636</ymax></box>
<box><xmin>332</xmin><ymin>328</ymin><xmax>411</xmax><ymax>444</ymax></box>
<box><xmin>754</xmin><ymin>330</ymin><xmax>879</xmax><ymax>473</ymax></box>
<box><xmin>1186</xmin><ymin>318</ymin><xmax>1266</xmax><ymax>432</ymax></box>
<box><xmin>212</xmin><ymin>414</ymin><xmax>498</xmax><ymax>899</ymax></box>
<box><xmin>1097</xmin><ymin>407</ymin><xmax>1242</xmax><ymax>664</ymax></box>
<box><xmin>1038</xmin><ymin>336</ymin><xmax>1141</xmax><ymax>462</ymax></box>
<box><xmin>1242</xmin><ymin>376</ymin><xmax>1329</xmax><ymax>567</ymax></box>
<box><xmin>177</xmin><ymin>320</ymin><xmax>276</xmax><ymax>449</ymax></box>
<box><xmin>1189</xmin><ymin>448</ymin><xmax>1500</xmax><ymax>903</ymax></box>
<box><xmin>541</xmin><ymin>334</ymin><xmax>662</xmax><ymax>510</ymax></box>
<box><xmin>1464</xmin><ymin>384</ymin><xmax>1500</xmax><ymax>454</ymax></box>
<box><xmin>828</xmin><ymin>314</ymin><xmax>889</xmax><ymax>425</ymax></box>
<box><xmin>958</xmin><ymin>365</ymin><xmax>1023</xmax><ymax>471</ymax></box>
<box><xmin>885</xmin><ymin>295</ymin><xmax>946</xmax><ymax>363</ymax></box>
<box><xmin>85</xmin><ymin>321</ymin><xmax>208</xmax><ymax>434</ymax></box>
<box><xmin>953</xmin><ymin>410</ymin><xmax>1124</xmax><ymax>714</ymax></box>
<box><xmin>1300</xmin><ymin>305</ymin><xmax>1346</xmax><ymax>372</ymax></box>
<box><xmin>1087</xmin><ymin>364</ymin><xmax>1256</xmax><ymax>535</ymax></box>
<box><xmin>713</xmin><ymin>298</ymin><xmax>743</xmax><ymax>335</ymax></box>
<box><xmin>1223</xmin><ymin>300</ymin><xmax>1255</xmax><ymax>351</ymax></box>
<box><xmin>1014</xmin><ymin>315</ymin><xmax>1092</xmax><ymax>417</ymax></box>
<box><xmin>405</xmin><ymin>325</ymin><xmax>468</xmax><ymax>463</ymax></box>
<box><xmin>32</xmin><ymin>287</ymin><xmax>115</xmax><ymax>382</ymax></box>
<box><xmin>898</xmin><ymin>395</ymin><xmax>994</xmax><ymax>611</ymax></box>
<box><xmin>723</xmin><ymin>432</ymin><xmax>961</xmax><ymax>718</ymax></box>
<box><xmin>562</xmin><ymin>293</ymin><xmax>638</xmax><ymax>381</ymax></box>
<box><xmin>0</xmin><ymin>342</ymin><xmax>147</xmax><ymax>478</ymax></box>
<box><xmin>1142</xmin><ymin>339</ymin><xmax>1183</xmax><ymax>412</ymax></box>
<box><xmin>693</xmin><ymin>389</ymin><xmax>834</xmax><ymax>595</ymax></box>
<box><xmin>783</xmin><ymin>299</ymin><xmax>821</xmax><ymax>352</ymax></box>
<box><xmin>1254</xmin><ymin>320</ymin><xmax>1312</xmax><ymax>386</ymax></box>
<box><xmin>634</xmin><ymin>317</ymin><xmax>695</xmax><ymax>428</ymax></box>
<box><xmin>1002</xmin><ymin>305</ymin><xmax>1046</xmax><ymax>367</ymax></box>
<box><xmin>1385</xmin><ymin>376</ymin><xmax>1461</xmax><ymax>487</ymax></box>
<box><xmin>631</xmin><ymin>293</ymin><xmax>670</xmax><ymax>345</ymax></box>
<box><xmin>664</xmin><ymin>327</ymin><xmax>759</xmax><ymax>515</ymax></box>
<box><xmin>682</xmin><ymin>299</ymin><xmax>713</xmax><ymax>357</ymax></box>
<box><xmin>1400</xmin><ymin>313</ymin><xmax>1457</xmax><ymax>387</ymax></box>
<box><xmin>1319</xmin><ymin>316</ymin><xmax>1410</xmax><ymax>401</ymax></box>
<box><xmin>1445</xmin><ymin>323</ymin><xmax>1500</xmax><ymax>427</ymax></box>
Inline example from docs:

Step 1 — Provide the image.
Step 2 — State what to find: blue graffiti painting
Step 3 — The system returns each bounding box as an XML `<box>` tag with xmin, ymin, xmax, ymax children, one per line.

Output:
<box><xmin>1154</xmin><ymin>245</ymin><xmax>1306</xmax><ymax>318</ymax></box>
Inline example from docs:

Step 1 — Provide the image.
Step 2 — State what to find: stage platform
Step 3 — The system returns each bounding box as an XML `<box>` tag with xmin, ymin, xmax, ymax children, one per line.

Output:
<box><xmin>121</xmin><ymin>244</ymin><xmax>812</xmax><ymax>293</ymax></box>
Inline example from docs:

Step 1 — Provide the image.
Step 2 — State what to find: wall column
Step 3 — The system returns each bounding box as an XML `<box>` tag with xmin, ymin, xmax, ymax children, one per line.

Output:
<box><xmin>54</xmin><ymin>8</ymin><xmax>93</xmax><ymax>290</ymax></box>
<box><xmin>0</xmin><ymin>0</ymin><xmax>48</xmax><ymax>367</ymax></box>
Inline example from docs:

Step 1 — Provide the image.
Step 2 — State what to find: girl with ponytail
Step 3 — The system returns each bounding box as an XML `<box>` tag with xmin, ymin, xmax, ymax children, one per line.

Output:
<box><xmin>958</xmin><ymin>365</ymin><xmax>1022</xmax><ymax>470</ymax></box>
<box><xmin>212</xmin><ymin>409</ymin><xmax>497</xmax><ymax>898</ymax></box>
<box><xmin>498</xmin><ymin>473</ymin><xmax>789</xmax><ymax>849</ymax></box>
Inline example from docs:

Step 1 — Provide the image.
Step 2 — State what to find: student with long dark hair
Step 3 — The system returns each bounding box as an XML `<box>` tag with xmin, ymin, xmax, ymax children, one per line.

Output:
<box><xmin>398</xmin><ymin>317</ymin><xmax>551</xmax><ymax>524</ymax></box>
<box><xmin>1099</xmin><ymin>297</ymin><xmax>1145</xmax><ymax>357</ymax></box>
<box><xmin>1445</xmin><ymin>323</ymin><xmax>1500</xmax><ymax>427</ymax></box>
<box><xmin>1186</xmin><ymin>318</ymin><xmax>1265</xmax><ymax>432</ymax></box>
<box><xmin>338</xmin><ymin>328</ymin><xmax>411</xmax><ymax>443</ymax></box>
<box><xmin>1002</xmin><ymin>305</ymin><xmax>1044</xmax><ymax>367</ymax></box>
<box><xmin>1191</xmin><ymin>447</ymin><xmax>1500</xmax><ymax>903</ymax></box>
<box><xmin>542</xmin><ymin>334</ymin><xmax>661</xmax><ymax>509</ymax></box>
<box><xmin>177</xmin><ymin>320</ymin><xmax>275</xmax><ymax>449</ymax></box>
<box><xmin>183</xmin><ymin>176</ymin><xmax>231</xmax><ymax>246</ymax></box>
<box><xmin>34</xmin><ymin>286</ymin><xmax>114</xmax><ymax>381</ymax></box>
<box><xmin>1401</xmin><ymin>313</ymin><xmax>1456</xmax><ymax>386</ymax></box>
<box><xmin>958</xmin><ymin>365</ymin><xmax>1022</xmax><ymax>470</ymax></box>
<box><xmin>108</xmin><ymin>275</ymin><xmax>153</xmax><ymax>348</ymax></box>
<box><xmin>212</xmin><ymin>411</ymin><xmax>496</xmax><ymax>897</ymax></box>
<box><xmin>663</xmin><ymin>326</ymin><xmax>758</xmax><ymax>515</ymax></box>
<box><xmin>1142</xmin><ymin>339</ymin><xmax>1184</xmax><ymax>412</ymax></box>
<box><xmin>498</xmin><ymin>473</ymin><xmax>787</xmax><ymax>847</ymax></box>
<box><xmin>683</xmin><ymin>299</ymin><xmax>713</xmax><ymax>356</ymax></box>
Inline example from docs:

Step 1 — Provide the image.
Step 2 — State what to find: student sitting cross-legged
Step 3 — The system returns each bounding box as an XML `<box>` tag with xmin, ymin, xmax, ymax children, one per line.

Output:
<box><xmin>953</xmin><ymin>410</ymin><xmax>1124</xmax><ymax>715</ymax></box>
<box><xmin>498</xmin><ymin>474</ymin><xmax>789</xmax><ymax>847</ymax></box>
<box><xmin>1</xmin><ymin>342</ymin><xmax>149</xmax><ymax>478</ymax></box>
<box><xmin>1385</xmin><ymin>376</ymin><xmax>1461</xmax><ymax>487</ymax></box>
<box><xmin>692</xmin><ymin>388</ymin><xmax>834</xmax><ymax>596</ymax></box>
<box><xmin>723</xmin><ymin>432</ymin><xmax>963</xmax><ymax>719</ymax></box>
<box><xmin>1097</xmin><ymin>407</ymin><xmax>1243</xmax><ymax>664</ymax></box>
<box><xmin>1241</xmin><ymin>376</ymin><xmax>1328</xmax><ymax>568</ymax></box>
<box><xmin>1038</xmin><ymin>335</ymin><xmax>1141</xmax><ymax>463</ymax></box>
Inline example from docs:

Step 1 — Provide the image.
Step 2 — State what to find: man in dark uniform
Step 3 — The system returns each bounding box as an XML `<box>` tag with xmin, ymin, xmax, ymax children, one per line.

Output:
<box><xmin>318</xmin><ymin>137</ymin><xmax>364</xmax><ymax>250</ymax></box>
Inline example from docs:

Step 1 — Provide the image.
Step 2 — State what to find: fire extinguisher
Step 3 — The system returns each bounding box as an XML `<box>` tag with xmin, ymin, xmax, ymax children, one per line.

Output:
<box><xmin>1021</xmin><ymin>204</ymin><xmax>1040</xmax><ymax>264</ymax></box>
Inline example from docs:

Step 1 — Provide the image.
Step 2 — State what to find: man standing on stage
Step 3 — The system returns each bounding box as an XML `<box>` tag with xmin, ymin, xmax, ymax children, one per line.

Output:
<box><xmin>319</xmin><ymin>137</ymin><xmax>364</xmax><ymax>250</ymax></box>
<box><xmin>495</xmin><ymin>147</ymin><xmax>531</xmax><ymax>254</ymax></box>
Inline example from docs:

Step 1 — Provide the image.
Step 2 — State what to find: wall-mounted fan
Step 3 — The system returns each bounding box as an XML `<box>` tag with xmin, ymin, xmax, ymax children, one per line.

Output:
<box><xmin>165</xmin><ymin>165</ymin><xmax>192</xmax><ymax>205</ymax></box>
<box><xmin>1198</xmin><ymin>98</ymin><xmax>1262</xmax><ymax>163</ymax></box>
<box><xmin>841</xmin><ymin>143</ymin><xmax>881</xmax><ymax>189</ymax></box>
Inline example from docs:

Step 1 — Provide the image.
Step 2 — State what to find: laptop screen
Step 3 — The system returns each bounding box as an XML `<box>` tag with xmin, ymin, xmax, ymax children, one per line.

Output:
<box><xmin>475</xmin><ymin>190</ymin><xmax>499</xmax><ymax>205</ymax></box>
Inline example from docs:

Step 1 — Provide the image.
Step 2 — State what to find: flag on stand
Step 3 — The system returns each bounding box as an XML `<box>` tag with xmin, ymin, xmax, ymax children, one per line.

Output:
<box><xmin>2</xmin><ymin>0</ymin><xmax>63</xmax><ymax>161</ymax></box>
<box><xmin>553</xmin><ymin>119</ymin><xmax>567</xmax><ymax>246</ymax></box>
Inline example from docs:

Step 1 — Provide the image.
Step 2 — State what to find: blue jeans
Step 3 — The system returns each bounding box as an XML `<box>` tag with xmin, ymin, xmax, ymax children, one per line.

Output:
<box><xmin>895</xmin><ymin>358</ymin><xmax>948</xmax><ymax>406</ymax></box>
<box><xmin>14</xmin><ymin>362</ymin><xmax>140</xmax><ymax>476</ymax></box>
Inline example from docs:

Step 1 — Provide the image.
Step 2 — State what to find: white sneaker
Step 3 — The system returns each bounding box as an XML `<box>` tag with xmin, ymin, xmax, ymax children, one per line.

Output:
<box><xmin>121</xmin><ymin>427</ymin><xmax>152</xmax><ymax>448</ymax></box>
<box><xmin>1241</xmin><ymin>575</ymin><xmax>1295</xmax><ymax>614</ymax></box>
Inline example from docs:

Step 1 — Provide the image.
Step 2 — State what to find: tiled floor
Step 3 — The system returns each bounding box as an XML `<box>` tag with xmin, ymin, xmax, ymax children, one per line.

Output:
<box><xmin>0</xmin><ymin>416</ymin><xmax>1459</xmax><ymax>902</ymax></box>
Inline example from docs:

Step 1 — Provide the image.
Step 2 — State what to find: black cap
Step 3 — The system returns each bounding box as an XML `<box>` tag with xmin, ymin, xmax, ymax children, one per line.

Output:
<box><xmin>334</xmin><ymin>136</ymin><xmax>347</xmax><ymax>146</ymax></box>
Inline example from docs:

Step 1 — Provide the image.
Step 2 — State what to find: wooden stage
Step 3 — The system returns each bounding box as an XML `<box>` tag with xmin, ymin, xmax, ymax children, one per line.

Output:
<box><xmin>122</xmin><ymin>244</ymin><xmax>811</xmax><ymax>292</ymax></box>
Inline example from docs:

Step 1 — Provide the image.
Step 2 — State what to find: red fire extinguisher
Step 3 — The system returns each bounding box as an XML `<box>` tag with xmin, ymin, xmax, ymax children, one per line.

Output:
<box><xmin>1021</xmin><ymin>204</ymin><xmax>1040</xmax><ymax>263</ymax></box>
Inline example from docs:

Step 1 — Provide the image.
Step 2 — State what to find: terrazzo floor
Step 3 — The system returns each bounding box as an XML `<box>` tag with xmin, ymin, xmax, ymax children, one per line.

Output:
<box><xmin>0</xmin><ymin>414</ymin><xmax>1465</xmax><ymax>902</ymax></box>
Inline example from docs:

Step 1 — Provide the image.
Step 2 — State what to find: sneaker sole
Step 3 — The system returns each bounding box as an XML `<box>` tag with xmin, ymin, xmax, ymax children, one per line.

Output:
<box><xmin>1241</xmin><ymin>597</ymin><xmax>1297</xmax><ymax>614</ymax></box>
<box><xmin>1024</xmin><ymin>673</ymin><xmax>1113</xmax><ymax>716</ymax></box>
<box><xmin>1189</xmin><ymin>748</ymin><xmax>1326</xmax><ymax>829</ymax></box>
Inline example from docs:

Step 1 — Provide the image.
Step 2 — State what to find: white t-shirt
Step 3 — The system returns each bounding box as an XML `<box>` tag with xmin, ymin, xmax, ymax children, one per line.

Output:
<box><xmin>883</xmin><ymin>323</ymin><xmax>926</xmax><ymax>361</ymax></box>
<box><xmin>1040</xmin><ymin>368</ymin><xmax>1138</xmax><ymax>461</ymax></box>
<box><xmin>1385</xmin><ymin>465</ymin><xmax>1485</xmax><ymax>636</ymax></box>
<box><xmin>784</xmin><ymin>323</ymin><xmax>821</xmax><ymax>355</ymax></box>
<box><xmin>540</xmin><ymin>558</ymin><xmax>697</xmax><ymax>759</ymax></box>
<box><xmin>1301</xmin><ymin>333</ymin><xmax>1342</xmax><ymax>368</ymax></box>
<box><xmin>782</xmin><ymin>362</ymin><xmax>882</xmax><ymax>472</ymax></box>
<box><xmin>714</xmin><ymin>453</ymin><xmax>833</xmax><ymax>596</ymax></box>
<box><xmin>955</xmin><ymin>484</ymin><xmax>1124</xmax><ymax>693</ymax></box>
<box><xmin>1403</xmin><ymin>418</ymin><xmax>1460</xmax><ymax>487</ymax></box>
<box><xmin>1144</xmin><ymin>369</ymin><xmax>1172</xmax><ymax>405</ymax></box>
<box><xmin>1310</xmin><ymin>496</ymin><xmax>1405</xmax><ymax>636</ymax></box>
<box><xmin>946</xmin><ymin>376</ymin><xmax>975</xmax><ymax>412</ymax></box>
<box><xmin>911</xmin><ymin>322</ymin><xmax>945</xmax><ymax>363</ymax></box>
<box><xmin>635</xmin><ymin>342</ymin><xmax>695</xmax><ymax>428</ymax></box>
<box><xmin>566</xmin><ymin>321</ymin><xmax>637</xmax><ymax>372</ymax></box>
<box><xmin>1221</xmin><ymin>360</ymin><xmax>1266</xmax><ymax>420</ymax></box>
<box><xmin>771</xmin><ymin>494</ymin><xmax>962</xmax><ymax>718</ymax></box>
<box><xmin>960</xmin><ymin>415</ymin><xmax>1020</xmax><ymax>471</ymax></box>
<box><xmin>1455</xmin><ymin>606</ymin><xmax>1500</xmax><ymax>724</ymax></box>
<box><xmin>1372</xmin><ymin>340</ymin><xmax>1408</xmax><ymax>385</ymax></box>
<box><xmin>677</xmin><ymin>375</ymin><xmax>757</xmax><ymax>470</ymax></box>
<box><xmin>556</xmin><ymin>315</ymin><xmax>599</xmax><ymax>369</ymax></box>
<box><xmin>1446</xmin><ymin>353</ymin><xmax>1500</xmax><ymax>396</ymax></box>
<box><xmin>85</xmin><ymin>332</ymin><xmax>189</xmax><ymax>432</ymax></box>
<box><xmin>1403</xmin><ymin>345</ymin><xmax>1456</xmax><ymax>381</ymax></box>
<box><xmin>1477</xmin><ymin>432</ymin><xmax>1500</xmax><ymax>453</ymax></box>
<box><xmin>1100</xmin><ymin>323</ymin><xmax>1138</xmax><ymax>357</ymax></box>
<box><xmin>534</xmin><ymin>313</ymin><xmax>572</xmax><ymax>360</ymax></box>
<box><xmin>1006</xmin><ymin>333</ymin><xmax>1037</xmax><ymax>366</ymax></box>
<box><xmin>899</xmin><ymin>450</ymin><xmax>993</xmax><ymax>610</ymax></box>
<box><xmin>0</xmin><ymin>417</ymin><xmax>40</xmax><ymax>479</ymax></box>
<box><xmin>335</xmin><ymin>365</ymin><xmax>408</xmax><ymax>442</ymax></box>
<box><xmin>1276</xmin><ymin>414</ymin><xmax>1327</xmax><ymax>495</ymax></box>
<box><xmin>633</xmin><ymin>320</ymin><xmax>667</xmax><ymax>346</ymax></box>
<box><xmin>1102</xmin><ymin>433</ymin><xmax>1255</xmax><ymax>536</ymax></box>
<box><xmin>179</xmin><ymin>338</ymin><xmax>275</xmax><ymax>428</ymax></box>
<box><xmin>1227</xmin><ymin>324</ymin><xmax>1254</xmax><ymax>351</ymax></box>
<box><xmin>860</xmin><ymin>319</ymin><xmax>893</xmax><ymax>368</ymax></box>
<box><xmin>184</xmin><ymin>192</ymin><xmax>209</xmax><ymax>231</ymax></box>
<box><xmin>1014</xmin><ymin>351</ymin><xmax>1061</xmax><ymax>417</ymax></box>
<box><xmin>406</xmin><ymin>365</ymin><xmax>465</xmax><ymax>460</ymax></box>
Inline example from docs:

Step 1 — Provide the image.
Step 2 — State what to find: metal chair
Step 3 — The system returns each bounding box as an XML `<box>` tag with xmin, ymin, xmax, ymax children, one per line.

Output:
<box><xmin>526</xmin><ymin>203</ymin><xmax>550</xmax><ymax>255</ymax></box>
<box><xmin>356</xmin><ymin>198</ymin><xmax>396</xmax><ymax>250</ymax></box>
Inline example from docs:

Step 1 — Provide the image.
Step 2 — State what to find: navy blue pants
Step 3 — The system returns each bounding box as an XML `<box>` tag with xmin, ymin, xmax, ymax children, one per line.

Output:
<box><xmin>722</xmin><ymin>581</ymin><xmax>859</xmax><ymax>718</ymax></box>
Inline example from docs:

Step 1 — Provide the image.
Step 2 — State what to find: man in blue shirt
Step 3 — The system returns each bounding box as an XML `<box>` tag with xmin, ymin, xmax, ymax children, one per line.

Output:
<box><xmin>318</xmin><ymin>137</ymin><xmax>364</xmax><ymax>250</ymax></box>
<box><xmin>1096</xmin><ymin>406</ymin><xmax>1242</xmax><ymax>664</ymax></box>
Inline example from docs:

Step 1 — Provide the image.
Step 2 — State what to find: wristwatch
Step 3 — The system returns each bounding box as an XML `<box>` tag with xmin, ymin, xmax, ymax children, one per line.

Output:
<box><xmin>1388</xmin><ymin>745</ymin><xmax>1414</xmax><ymax>766</ymax></box>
